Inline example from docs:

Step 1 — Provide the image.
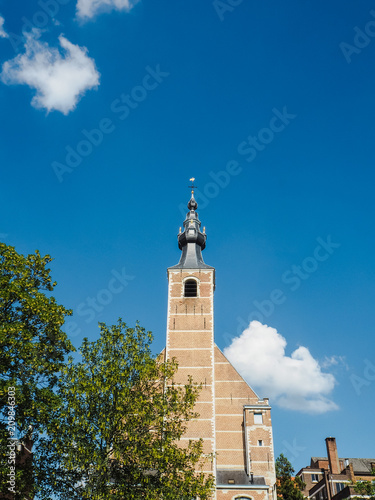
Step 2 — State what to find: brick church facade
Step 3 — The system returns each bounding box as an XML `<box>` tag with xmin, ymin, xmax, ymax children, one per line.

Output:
<box><xmin>163</xmin><ymin>187</ymin><xmax>277</xmax><ymax>500</ymax></box>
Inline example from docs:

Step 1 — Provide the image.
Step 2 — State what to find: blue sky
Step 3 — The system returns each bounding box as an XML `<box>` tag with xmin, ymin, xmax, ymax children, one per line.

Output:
<box><xmin>1</xmin><ymin>0</ymin><xmax>375</xmax><ymax>472</ymax></box>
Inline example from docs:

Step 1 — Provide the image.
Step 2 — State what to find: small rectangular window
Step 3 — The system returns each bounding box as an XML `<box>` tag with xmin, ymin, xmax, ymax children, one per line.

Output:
<box><xmin>254</xmin><ymin>413</ymin><xmax>263</xmax><ymax>424</ymax></box>
<box><xmin>336</xmin><ymin>483</ymin><xmax>346</xmax><ymax>493</ymax></box>
<box><xmin>258</xmin><ymin>440</ymin><xmax>263</xmax><ymax>446</ymax></box>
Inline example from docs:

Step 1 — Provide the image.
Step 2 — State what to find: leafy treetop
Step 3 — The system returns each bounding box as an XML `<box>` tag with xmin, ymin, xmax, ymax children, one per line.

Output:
<box><xmin>0</xmin><ymin>243</ymin><xmax>74</xmax><ymax>498</ymax></box>
<box><xmin>276</xmin><ymin>453</ymin><xmax>305</xmax><ymax>500</ymax></box>
<box><xmin>36</xmin><ymin>320</ymin><xmax>215</xmax><ymax>500</ymax></box>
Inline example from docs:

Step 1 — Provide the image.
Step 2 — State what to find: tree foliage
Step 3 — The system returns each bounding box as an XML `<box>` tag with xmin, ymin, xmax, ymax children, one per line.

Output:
<box><xmin>353</xmin><ymin>469</ymin><xmax>375</xmax><ymax>500</ymax></box>
<box><xmin>37</xmin><ymin>320</ymin><xmax>215</xmax><ymax>499</ymax></box>
<box><xmin>276</xmin><ymin>453</ymin><xmax>305</xmax><ymax>500</ymax></box>
<box><xmin>0</xmin><ymin>243</ymin><xmax>74</xmax><ymax>498</ymax></box>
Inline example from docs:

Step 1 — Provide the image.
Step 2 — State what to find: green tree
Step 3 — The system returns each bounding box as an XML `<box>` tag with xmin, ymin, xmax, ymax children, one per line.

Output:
<box><xmin>0</xmin><ymin>243</ymin><xmax>74</xmax><ymax>499</ymax></box>
<box><xmin>276</xmin><ymin>453</ymin><xmax>305</xmax><ymax>500</ymax></box>
<box><xmin>37</xmin><ymin>320</ymin><xmax>215</xmax><ymax>499</ymax></box>
<box><xmin>353</xmin><ymin>469</ymin><xmax>375</xmax><ymax>500</ymax></box>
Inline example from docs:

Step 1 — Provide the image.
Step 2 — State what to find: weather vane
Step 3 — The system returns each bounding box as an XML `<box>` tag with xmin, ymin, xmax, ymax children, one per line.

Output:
<box><xmin>188</xmin><ymin>177</ymin><xmax>197</xmax><ymax>192</ymax></box>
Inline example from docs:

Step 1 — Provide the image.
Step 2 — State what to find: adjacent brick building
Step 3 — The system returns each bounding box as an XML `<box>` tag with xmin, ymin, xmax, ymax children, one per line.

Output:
<box><xmin>163</xmin><ymin>187</ymin><xmax>277</xmax><ymax>500</ymax></box>
<box><xmin>296</xmin><ymin>437</ymin><xmax>375</xmax><ymax>500</ymax></box>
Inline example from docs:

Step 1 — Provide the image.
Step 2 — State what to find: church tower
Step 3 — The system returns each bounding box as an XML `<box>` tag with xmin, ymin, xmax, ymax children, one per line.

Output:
<box><xmin>165</xmin><ymin>185</ymin><xmax>277</xmax><ymax>500</ymax></box>
<box><xmin>165</xmin><ymin>186</ymin><xmax>216</xmax><ymax>477</ymax></box>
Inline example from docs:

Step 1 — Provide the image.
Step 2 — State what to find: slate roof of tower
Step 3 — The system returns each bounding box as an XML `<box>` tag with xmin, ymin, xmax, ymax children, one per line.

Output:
<box><xmin>169</xmin><ymin>189</ymin><xmax>214</xmax><ymax>270</ymax></box>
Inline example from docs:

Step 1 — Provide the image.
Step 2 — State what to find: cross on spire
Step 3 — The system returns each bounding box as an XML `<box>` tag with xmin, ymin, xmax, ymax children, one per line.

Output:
<box><xmin>188</xmin><ymin>177</ymin><xmax>197</xmax><ymax>192</ymax></box>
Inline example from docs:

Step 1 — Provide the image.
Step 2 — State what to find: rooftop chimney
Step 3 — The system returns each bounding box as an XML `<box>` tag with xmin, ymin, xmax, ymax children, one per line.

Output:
<box><xmin>325</xmin><ymin>437</ymin><xmax>340</xmax><ymax>475</ymax></box>
<box><xmin>348</xmin><ymin>462</ymin><xmax>355</xmax><ymax>482</ymax></box>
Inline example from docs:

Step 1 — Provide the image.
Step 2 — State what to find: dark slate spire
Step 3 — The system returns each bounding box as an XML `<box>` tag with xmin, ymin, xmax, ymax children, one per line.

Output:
<box><xmin>169</xmin><ymin>180</ymin><xmax>214</xmax><ymax>270</ymax></box>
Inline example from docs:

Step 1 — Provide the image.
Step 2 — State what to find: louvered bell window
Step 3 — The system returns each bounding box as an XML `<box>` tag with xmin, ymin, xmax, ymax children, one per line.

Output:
<box><xmin>184</xmin><ymin>279</ymin><xmax>197</xmax><ymax>297</ymax></box>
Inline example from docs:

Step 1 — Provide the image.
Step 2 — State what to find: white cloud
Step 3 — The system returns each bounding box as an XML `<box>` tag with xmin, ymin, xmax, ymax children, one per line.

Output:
<box><xmin>76</xmin><ymin>0</ymin><xmax>139</xmax><ymax>20</ymax></box>
<box><xmin>321</xmin><ymin>355</ymin><xmax>349</xmax><ymax>371</ymax></box>
<box><xmin>0</xmin><ymin>15</ymin><xmax>8</xmax><ymax>38</ymax></box>
<box><xmin>1</xmin><ymin>30</ymin><xmax>100</xmax><ymax>114</ymax></box>
<box><xmin>223</xmin><ymin>321</ymin><xmax>338</xmax><ymax>414</ymax></box>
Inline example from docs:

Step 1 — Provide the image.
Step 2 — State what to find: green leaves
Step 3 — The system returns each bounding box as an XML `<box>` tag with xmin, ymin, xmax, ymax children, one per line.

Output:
<box><xmin>276</xmin><ymin>453</ymin><xmax>305</xmax><ymax>500</ymax></box>
<box><xmin>0</xmin><ymin>243</ymin><xmax>75</xmax><ymax>498</ymax></box>
<box><xmin>353</xmin><ymin>469</ymin><xmax>375</xmax><ymax>500</ymax></box>
<box><xmin>38</xmin><ymin>320</ymin><xmax>214</xmax><ymax>499</ymax></box>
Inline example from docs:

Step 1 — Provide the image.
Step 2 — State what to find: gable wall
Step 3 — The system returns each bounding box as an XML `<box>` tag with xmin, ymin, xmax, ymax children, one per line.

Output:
<box><xmin>214</xmin><ymin>347</ymin><xmax>276</xmax><ymax>500</ymax></box>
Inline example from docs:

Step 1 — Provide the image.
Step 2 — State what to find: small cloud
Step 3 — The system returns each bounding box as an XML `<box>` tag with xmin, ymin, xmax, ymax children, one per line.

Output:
<box><xmin>321</xmin><ymin>355</ymin><xmax>348</xmax><ymax>370</ymax></box>
<box><xmin>0</xmin><ymin>15</ymin><xmax>8</xmax><ymax>38</ymax></box>
<box><xmin>1</xmin><ymin>30</ymin><xmax>100</xmax><ymax>114</ymax></box>
<box><xmin>223</xmin><ymin>321</ymin><xmax>338</xmax><ymax>414</ymax></box>
<box><xmin>76</xmin><ymin>0</ymin><xmax>139</xmax><ymax>20</ymax></box>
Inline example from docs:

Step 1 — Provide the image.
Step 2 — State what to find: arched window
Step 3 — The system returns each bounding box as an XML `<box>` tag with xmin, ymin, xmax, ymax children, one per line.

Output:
<box><xmin>234</xmin><ymin>497</ymin><xmax>253</xmax><ymax>500</ymax></box>
<box><xmin>184</xmin><ymin>279</ymin><xmax>197</xmax><ymax>297</ymax></box>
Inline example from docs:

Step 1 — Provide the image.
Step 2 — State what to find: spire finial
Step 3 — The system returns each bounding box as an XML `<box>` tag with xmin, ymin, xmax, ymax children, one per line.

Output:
<box><xmin>188</xmin><ymin>177</ymin><xmax>198</xmax><ymax>211</ymax></box>
<box><xmin>189</xmin><ymin>177</ymin><xmax>197</xmax><ymax>194</ymax></box>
